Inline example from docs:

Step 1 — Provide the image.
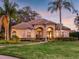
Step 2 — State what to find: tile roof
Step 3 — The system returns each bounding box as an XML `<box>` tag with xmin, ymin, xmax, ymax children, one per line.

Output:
<box><xmin>55</xmin><ymin>24</ymin><xmax>71</xmax><ymax>30</ymax></box>
<box><xmin>26</xmin><ymin>19</ymin><xmax>56</xmax><ymax>25</ymax></box>
<box><xmin>12</xmin><ymin>19</ymin><xmax>71</xmax><ymax>30</ymax></box>
<box><xmin>12</xmin><ymin>22</ymin><xmax>33</xmax><ymax>29</ymax></box>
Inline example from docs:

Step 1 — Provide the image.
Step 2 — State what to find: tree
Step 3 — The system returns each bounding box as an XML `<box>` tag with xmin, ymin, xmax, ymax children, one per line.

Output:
<box><xmin>74</xmin><ymin>12</ymin><xmax>79</xmax><ymax>31</ymax></box>
<box><xmin>70</xmin><ymin>32</ymin><xmax>79</xmax><ymax>40</ymax></box>
<box><xmin>17</xmin><ymin>6</ymin><xmax>40</xmax><ymax>22</ymax></box>
<box><xmin>48</xmin><ymin>0</ymin><xmax>73</xmax><ymax>37</ymax></box>
<box><xmin>0</xmin><ymin>0</ymin><xmax>18</xmax><ymax>40</ymax></box>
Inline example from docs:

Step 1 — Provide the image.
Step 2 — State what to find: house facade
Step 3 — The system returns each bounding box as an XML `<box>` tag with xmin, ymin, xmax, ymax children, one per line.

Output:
<box><xmin>12</xmin><ymin>19</ymin><xmax>71</xmax><ymax>40</ymax></box>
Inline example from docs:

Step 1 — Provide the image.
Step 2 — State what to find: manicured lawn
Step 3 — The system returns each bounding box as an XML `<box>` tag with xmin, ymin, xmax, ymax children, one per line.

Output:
<box><xmin>0</xmin><ymin>41</ymin><xmax>79</xmax><ymax>59</ymax></box>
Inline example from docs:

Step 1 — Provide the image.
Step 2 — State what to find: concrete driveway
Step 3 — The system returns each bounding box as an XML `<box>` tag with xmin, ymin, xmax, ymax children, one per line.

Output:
<box><xmin>0</xmin><ymin>55</ymin><xmax>19</xmax><ymax>59</ymax></box>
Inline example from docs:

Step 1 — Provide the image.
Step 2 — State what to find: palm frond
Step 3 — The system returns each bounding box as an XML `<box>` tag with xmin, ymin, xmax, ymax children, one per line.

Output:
<box><xmin>0</xmin><ymin>7</ymin><xmax>4</xmax><ymax>15</ymax></box>
<box><xmin>23</xmin><ymin>6</ymin><xmax>31</xmax><ymax>11</ymax></box>
<box><xmin>51</xmin><ymin>8</ymin><xmax>57</xmax><ymax>13</ymax></box>
<box><xmin>63</xmin><ymin>1</ymin><xmax>72</xmax><ymax>12</ymax></box>
<box><xmin>48</xmin><ymin>6</ymin><xmax>58</xmax><ymax>13</ymax></box>
<box><xmin>48</xmin><ymin>6</ymin><xmax>53</xmax><ymax>11</ymax></box>
<box><xmin>3</xmin><ymin>0</ymin><xmax>9</xmax><ymax>13</ymax></box>
<box><xmin>48</xmin><ymin>0</ymin><xmax>61</xmax><ymax>13</ymax></box>
<box><xmin>0</xmin><ymin>7</ymin><xmax>3</xmax><ymax>12</ymax></box>
<box><xmin>72</xmin><ymin>7</ymin><xmax>78</xmax><ymax>14</ymax></box>
<box><xmin>64</xmin><ymin>7</ymin><xmax>71</xmax><ymax>12</ymax></box>
<box><xmin>48</xmin><ymin>2</ymin><xmax>54</xmax><ymax>5</ymax></box>
<box><xmin>48</xmin><ymin>1</ymin><xmax>58</xmax><ymax>6</ymax></box>
<box><xmin>11</xmin><ymin>2</ymin><xmax>19</xmax><ymax>8</ymax></box>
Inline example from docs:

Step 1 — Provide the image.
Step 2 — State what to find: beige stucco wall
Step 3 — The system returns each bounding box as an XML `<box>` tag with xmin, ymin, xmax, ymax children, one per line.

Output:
<box><xmin>12</xmin><ymin>24</ymin><xmax>70</xmax><ymax>39</ymax></box>
<box><xmin>55</xmin><ymin>30</ymin><xmax>70</xmax><ymax>38</ymax></box>
<box><xmin>12</xmin><ymin>29</ymin><xmax>36</xmax><ymax>39</ymax></box>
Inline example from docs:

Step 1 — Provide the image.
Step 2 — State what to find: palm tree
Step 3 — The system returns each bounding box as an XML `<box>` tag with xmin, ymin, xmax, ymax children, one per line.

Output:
<box><xmin>48</xmin><ymin>0</ymin><xmax>73</xmax><ymax>37</ymax></box>
<box><xmin>0</xmin><ymin>0</ymin><xmax>18</xmax><ymax>40</ymax></box>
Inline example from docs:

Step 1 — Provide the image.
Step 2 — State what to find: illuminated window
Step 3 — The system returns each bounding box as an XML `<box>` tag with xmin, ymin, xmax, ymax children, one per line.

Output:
<box><xmin>47</xmin><ymin>27</ymin><xmax>53</xmax><ymax>39</ymax></box>
<box><xmin>47</xmin><ymin>28</ymin><xmax>52</xmax><ymax>31</ymax></box>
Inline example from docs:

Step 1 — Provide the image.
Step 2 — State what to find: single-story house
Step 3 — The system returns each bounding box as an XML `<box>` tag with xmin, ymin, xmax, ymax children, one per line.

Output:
<box><xmin>12</xmin><ymin>19</ymin><xmax>71</xmax><ymax>40</ymax></box>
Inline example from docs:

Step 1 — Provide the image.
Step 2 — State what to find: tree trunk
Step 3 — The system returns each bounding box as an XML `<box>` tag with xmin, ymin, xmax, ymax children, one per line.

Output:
<box><xmin>5</xmin><ymin>29</ymin><xmax>7</xmax><ymax>40</ymax></box>
<box><xmin>9</xmin><ymin>17</ymin><xmax>12</xmax><ymax>40</ymax></box>
<box><xmin>7</xmin><ymin>16</ymin><xmax>10</xmax><ymax>40</ymax></box>
<box><xmin>59</xmin><ymin>7</ymin><xmax>62</xmax><ymax>37</ymax></box>
<box><xmin>5</xmin><ymin>15</ymin><xmax>10</xmax><ymax>40</ymax></box>
<box><xmin>7</xmin><ymin>21</ymin><xmax>10</xmax><ymax>40</ymax></box>
<box><xmin>0</xmin><ymin>19</ymin><xmax>2</xmax><ymax>32</ymax></box>
<box><xmin>6</xmin><ymin>15</ymin><xmax>12</xmax><ymax>40</ymax></box>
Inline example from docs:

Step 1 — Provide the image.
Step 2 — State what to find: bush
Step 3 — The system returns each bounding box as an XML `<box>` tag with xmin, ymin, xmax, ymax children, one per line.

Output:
<box><xmin>10</xmin><ymin>35</ymin><xmax>20</xmax><ymax>43</ymax></box>
<box><xmin>70</xmin><ymin>32</ymin><xmax>79</xmax><ymax>40</ymax></box>
<box><xmin>55</xmin><ymin>37</ymin><xmax>78</xmax><ymax>41</ymax></box>
<box><xmin>0</xmin><ymin>33</ymin><xmax>5</xmax><ymax>39</ymax></box>
<box><xmin>0</xmin><ymin>35</ymin><xmax>20</xmax><ymax>44</ymax></box>
<box><xmin>0</xmin><ymin>40</ymin><xmax>7</xmax><ymax>44</ymax></box>
<box><xmin>0</xmin><ymin>40</ymin><xmax>20</xmax><ymax>44</ymax></box>
<box><xmin>0</xmin><ymin>27</ymin><xmax>5</xmax><ymax>39</ymax></box>
<box><xmin>6</xmin><ymin>40</ymin><xmax>20</xmax><ymax>44</ymax></box>
<box><xmin>7</xmin><ymin>35</ymin><xmax>21</xmax><ymax>44</ymax></box>
<box><xmin>12</xmin><ymin>35</ymin><xmax>19</xmax><ymax>39</ymax></box>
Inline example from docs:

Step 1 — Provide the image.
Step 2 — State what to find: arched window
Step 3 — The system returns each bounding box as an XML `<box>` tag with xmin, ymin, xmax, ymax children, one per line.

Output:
<box><xmin>36</xmin><ymin>27</ymin><xmax>43</xmax><ymax>38</ymax></box>
<box><xmin>47</xmin><ymin>27</ymin><xmax>53</xmax><ymax>39</ymax></box>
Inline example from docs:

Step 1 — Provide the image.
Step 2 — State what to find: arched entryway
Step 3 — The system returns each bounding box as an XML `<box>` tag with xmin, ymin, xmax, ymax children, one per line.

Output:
<box><xmin>36</xmin><ymin>27</ymin><xmax>43</xmax><ymax>39</ymax></box>
<box><xmin>47</xmin><ymin>27</ymin><xmax>53</xmax><ymax>39</ymax></box>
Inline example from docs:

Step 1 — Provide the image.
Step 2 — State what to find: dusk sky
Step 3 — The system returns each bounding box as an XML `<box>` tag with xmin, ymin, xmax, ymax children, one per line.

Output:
<box><xmin>0</xmin><ymin>0</ymin><xmax>79</xmax><ymax>30</ymax></box>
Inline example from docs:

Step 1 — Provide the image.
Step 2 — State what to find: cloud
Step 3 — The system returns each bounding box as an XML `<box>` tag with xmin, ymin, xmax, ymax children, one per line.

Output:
<box><xmin>62</xmin><ymin>17</ymin><xmax>76</xmax><ymax>30</ymax></box>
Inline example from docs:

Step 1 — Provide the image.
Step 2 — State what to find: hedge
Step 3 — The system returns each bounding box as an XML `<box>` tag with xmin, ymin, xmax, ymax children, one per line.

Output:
<box><xmin>69</xmin><ymin>32</ymin><xmax>79</xmax><ymax>40</ymax></box>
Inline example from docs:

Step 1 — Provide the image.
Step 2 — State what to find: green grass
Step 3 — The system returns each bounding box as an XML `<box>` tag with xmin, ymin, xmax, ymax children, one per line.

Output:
<box><xmin>0</xmin><ymin>41</ymin><xmax>79</xmax><ymax>59</ymax></box>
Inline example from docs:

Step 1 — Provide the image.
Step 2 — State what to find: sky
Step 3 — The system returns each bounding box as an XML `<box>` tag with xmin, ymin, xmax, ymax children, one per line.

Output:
<box><xmin>0</xmin><ymin>0</ymin><xmax>79</xmax><ymax>30</ymax></box>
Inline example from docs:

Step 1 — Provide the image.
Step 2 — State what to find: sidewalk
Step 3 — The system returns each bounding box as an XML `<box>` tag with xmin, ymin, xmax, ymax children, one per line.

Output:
<box><xmin>0</xmin><ymin>55</ymin><xmax>19</xmax><ymax>59</ymax></box>
<box><xmin>0</xmin><ymin>41</ymin><xmax>47</xmax><ymax>47</ymax></box>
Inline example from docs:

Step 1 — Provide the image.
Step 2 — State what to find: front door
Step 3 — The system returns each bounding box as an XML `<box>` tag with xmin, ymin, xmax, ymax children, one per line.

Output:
<box><xmin>36</xmin><ymin>27</ymin><xmax>43</xmax><ymax>40</ymax></box>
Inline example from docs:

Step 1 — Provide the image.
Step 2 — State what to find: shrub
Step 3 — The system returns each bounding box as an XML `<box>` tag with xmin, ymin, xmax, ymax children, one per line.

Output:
<box><xmin>55</xmin><ymin>37</ymin><xmax>78</xmax><ymax>41</ymax></box>
<box><xmin>0</xmin><ymin>40</ymin><xmax>20</xmax><ymax>44</ymax></box>
<box><xmin>70</xmin><ymin>32</ymin><xmax>79</xmax><ymax>40</ymax></box>
<box><xmin>7</xmin><ymin>35</ymin><xmax>21</xmax><ymax>44</ymax></box>
<box><xmin>12</xmin><ymin>35</ymin><xmax>19</xmax><ymax>39</ymax></box>
<box><xmin>0</xmin><ymin>35</ymin><xmax>21</xmax><ymax>44</ymax></box>
<box><xmin>0</xmin><ymin>27</ymin><xmax>5</xmax><ymax>39</ymax></box>
<box><xmin>0</xmin><ymin>40</ymin><xmax>7</xmax><ymax>44</ymax></box>
<box><xmin>6</xmin><ymin>40</ymin><xmax>20</xmax><ymax>44</ymax></box>
<box><xmin>0</xmin><ymin>33</ymin><xmax>5</xmax><ymax>39</ymax></box>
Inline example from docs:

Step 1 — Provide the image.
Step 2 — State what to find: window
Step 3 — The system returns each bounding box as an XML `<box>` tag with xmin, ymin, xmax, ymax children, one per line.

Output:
<box><xmin>47</xmin><ymin>27</ymin><xmax>53</xmax><ymax>39</ymax></box>
<box><xmin>12</xmin><ymin>31</ymin><xmax>16</xmax><ymax>35</ymax></box>
<box><xmin>27</xmin><ymin>32</ymin><xmax>31</xmax><ymax>38</ymax></box>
